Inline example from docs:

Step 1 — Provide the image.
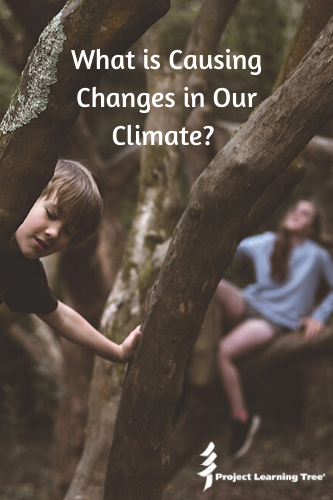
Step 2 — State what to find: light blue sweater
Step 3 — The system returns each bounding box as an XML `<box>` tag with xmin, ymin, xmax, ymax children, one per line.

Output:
<box><xmin>237</xmin><ymin>232</ymin><xmax>333</xmax><ymax>329</ymax></box>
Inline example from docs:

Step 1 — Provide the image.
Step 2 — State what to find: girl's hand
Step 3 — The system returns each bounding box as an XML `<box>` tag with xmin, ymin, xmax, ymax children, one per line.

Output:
<box><xmin>119</xmin><ymin>325</ymin><xmax>141</xmax><ymax>362</ymax></box>
<box><xmin>299</xmin><ymin>317</ymin><xmax>324</xmax><ymax>341</ymax></box>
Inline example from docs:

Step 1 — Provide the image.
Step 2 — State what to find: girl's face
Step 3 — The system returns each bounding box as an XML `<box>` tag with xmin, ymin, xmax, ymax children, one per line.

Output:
<box><xmin>283</xmin><ymin>201</ymin><xmax>316</xmax><ymax>238</ymax></box>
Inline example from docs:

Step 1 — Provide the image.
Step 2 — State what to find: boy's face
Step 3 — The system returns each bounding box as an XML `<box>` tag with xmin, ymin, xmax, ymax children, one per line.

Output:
<box><xmin>12</xmin><ymin>193</ymin><xmax>76</xmax><ymax>259</ymax></box>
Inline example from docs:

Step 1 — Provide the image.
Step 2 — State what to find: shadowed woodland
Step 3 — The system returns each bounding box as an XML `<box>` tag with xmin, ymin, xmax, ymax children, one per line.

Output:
<box><xmin>1</xmin><ymin>0</ymin><xmax>333</xmax><ymax>498</ymax></box>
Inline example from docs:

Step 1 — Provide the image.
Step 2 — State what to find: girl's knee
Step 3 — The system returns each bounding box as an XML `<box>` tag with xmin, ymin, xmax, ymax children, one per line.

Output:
<box><xmin>216</xmin><ymin>280</ymin><xmax>244</xmax><ymax>321</ymax></box>
<box><xmin>218</xmin><ymin>338</ymin><xmax>233</xmax><ymax>361</ymax></box>
<box><xmin>216</xmin><ymin>279</ymin><xmax>234</xmax><ymax>299</ymax></box>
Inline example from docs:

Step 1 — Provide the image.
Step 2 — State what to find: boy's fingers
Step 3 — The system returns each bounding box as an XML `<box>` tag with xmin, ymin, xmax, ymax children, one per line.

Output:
<box><xmin>127</xmin><ymin>328</ymin><xmax>141</xmax><ymax>348</ymax></box>
<box><xmin>132</xmin><ymin>328</ymin><xmax>141</xmax><ymax>339</ymax></box>
<box><xmin>131</xmin><ymin>330</ymin><xmax>141</xmax><ymax>343</ymax></box>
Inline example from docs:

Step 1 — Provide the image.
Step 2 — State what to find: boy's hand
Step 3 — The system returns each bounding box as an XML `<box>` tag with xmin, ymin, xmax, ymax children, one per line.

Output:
<box><xmin>119</xmin><ymin>325</ymin><xmax>141</xmax><ymax>363</ymax></box>
<box><xmin>299</xmin><ymin>317</ymin><xmax>323</xmax><ymax>341</ymax></box>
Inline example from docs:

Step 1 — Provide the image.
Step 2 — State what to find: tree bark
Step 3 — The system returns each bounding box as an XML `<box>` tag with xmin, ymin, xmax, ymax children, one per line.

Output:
<box><xmin>215</xmin><ymin>120</ymin><xmax>333</xmax><ymax>167</ymax></box>
<box><xmin>105</xmin><ymin>17</ymin><xmax>333</xmax><ymax>500</ymax></box>
<box><xmin>0</xmin><ymin>0</ymin><xmax>170</xmax><ymax>254</ymax></box>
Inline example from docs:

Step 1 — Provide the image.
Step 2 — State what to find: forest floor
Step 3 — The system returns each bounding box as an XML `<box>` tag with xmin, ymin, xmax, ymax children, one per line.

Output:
<box><xmin>0</xmin><ymin>417</ymin><xmax>332</xmax><ymax>500</ymax></box>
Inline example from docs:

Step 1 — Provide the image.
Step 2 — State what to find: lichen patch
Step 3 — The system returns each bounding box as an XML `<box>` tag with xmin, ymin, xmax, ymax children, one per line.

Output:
<box><xmin>0</xmin><ymin>12</ymin><xmax>66</xmax><ymax>135</ymax></box>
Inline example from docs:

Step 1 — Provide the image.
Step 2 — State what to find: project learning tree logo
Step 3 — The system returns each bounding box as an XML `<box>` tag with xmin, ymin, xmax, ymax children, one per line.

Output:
<box><xmin>197</xmin><ymin>442</ymin><xmax>217</xmax><ymax>491</ymax></box>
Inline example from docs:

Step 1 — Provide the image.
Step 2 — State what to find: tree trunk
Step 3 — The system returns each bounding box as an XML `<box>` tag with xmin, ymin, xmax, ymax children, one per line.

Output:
<box><xmin>105</xmin><ymin>18</ymin><xmax>333</xmax><ymax>499</ymax></box>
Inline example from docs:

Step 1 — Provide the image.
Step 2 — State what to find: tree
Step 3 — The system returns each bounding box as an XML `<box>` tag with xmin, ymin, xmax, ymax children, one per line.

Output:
<box><xmin>104</xmin><ymin>16</ymin><xmax>333</xmax><ymax>499</ymax></box>
<box><xmin>1</xmin><ymin>1</ymin><xmax>333</xmax><ymax>498</ymax></box>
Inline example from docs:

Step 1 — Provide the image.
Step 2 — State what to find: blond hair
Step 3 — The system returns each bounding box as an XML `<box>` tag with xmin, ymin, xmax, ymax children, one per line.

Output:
<box><xmin>41</xmin><ymin>159</ymin><xmax>103</xmax><ymax>244</ymax></box>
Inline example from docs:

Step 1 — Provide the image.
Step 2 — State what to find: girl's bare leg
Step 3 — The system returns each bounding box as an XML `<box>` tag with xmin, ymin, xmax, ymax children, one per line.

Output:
<box><xmin>215</xmin><ymin>279</ymin><xmax>245</xmax><ymax>331</ymax></box>
<box><xmin>218</xmin><ymin>318</ymin><xmax>275</xmax><ymax>419</ymax></box>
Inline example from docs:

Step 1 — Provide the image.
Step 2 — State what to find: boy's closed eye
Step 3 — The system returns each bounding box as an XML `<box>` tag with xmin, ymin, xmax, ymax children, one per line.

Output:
<box><xmin>46</xmin><ymin>208</ymin><xmax>58</xmax><ymax>220</ymax></box>
<box><xmin>45</xmin><ymin>204</ymin><xmax>76</xmax><ymax>238</ymax></box>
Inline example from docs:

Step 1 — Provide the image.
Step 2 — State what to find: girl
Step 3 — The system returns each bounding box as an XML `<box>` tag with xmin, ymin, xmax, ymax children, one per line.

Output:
<box><xmin>216</xmin><ymin>200</ymin><xmax>333</xmax><ymax>458</ymax></box>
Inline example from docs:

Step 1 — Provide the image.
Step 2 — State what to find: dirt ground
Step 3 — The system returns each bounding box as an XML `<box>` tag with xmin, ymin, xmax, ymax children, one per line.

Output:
<box><xmin>0</xmin><ymin>418</ymin><xmax>332</xmax><ymax>500</ymax></box>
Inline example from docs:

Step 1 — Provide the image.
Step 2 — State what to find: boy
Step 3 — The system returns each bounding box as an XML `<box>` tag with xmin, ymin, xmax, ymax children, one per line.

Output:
<box><xmin>1</xmin><ymin>159</ymin><xmax>141</xmax><ymax>362</ymax></box>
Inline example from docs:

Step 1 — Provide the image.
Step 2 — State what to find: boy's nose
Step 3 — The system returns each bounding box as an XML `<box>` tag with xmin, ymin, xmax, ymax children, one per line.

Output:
<box><xmin>45</xmin><ymin>222</ymin><xmax>61</xmax><ymax>239</ymax></box>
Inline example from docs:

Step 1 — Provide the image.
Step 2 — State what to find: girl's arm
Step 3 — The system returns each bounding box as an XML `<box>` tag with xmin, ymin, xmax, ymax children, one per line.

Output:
<box><xmin>299</xmin><ymin>316</ymin><xmax>324</xmax><ymax>341</ymax></box>
<box><xmin>38</xmin><ymin>301</ymin><xmax>141</xmax><ymax>363</ymax></box>
<box><xmin>310</xmin><ymin>250</ymin><xmax>333</xmax><ymax>328</ymax></box>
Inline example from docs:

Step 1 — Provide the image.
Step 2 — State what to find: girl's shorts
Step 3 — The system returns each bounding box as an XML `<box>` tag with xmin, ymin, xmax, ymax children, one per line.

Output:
<box><xmin>242</xmin><ymin>301</ymin><xmax>289</xmax><ymax>335</ymax></box>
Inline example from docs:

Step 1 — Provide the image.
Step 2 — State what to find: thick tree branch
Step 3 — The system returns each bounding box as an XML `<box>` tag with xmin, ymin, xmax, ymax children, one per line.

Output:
<box><xmin>105</xmin><ymin>17</ymin><xmax>333</xmax><ymax>500</ymax></box>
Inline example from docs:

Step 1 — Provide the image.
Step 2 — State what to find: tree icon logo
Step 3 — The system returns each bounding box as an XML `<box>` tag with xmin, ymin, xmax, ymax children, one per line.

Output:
<box><xmin>197</xmin><ymin>442</ymin><xmax>217</xmax><ymax>491</ymax></box>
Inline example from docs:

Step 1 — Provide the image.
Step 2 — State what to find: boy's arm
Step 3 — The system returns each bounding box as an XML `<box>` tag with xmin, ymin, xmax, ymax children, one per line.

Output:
<box><xmin>37</xmin><ymin>301</ymin><xmax>141</xmax><ymax>363</ymax></box>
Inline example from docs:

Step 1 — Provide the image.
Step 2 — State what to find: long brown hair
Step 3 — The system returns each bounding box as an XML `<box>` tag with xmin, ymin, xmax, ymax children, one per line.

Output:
<box><xmin>270</xmin><ymin>201</ymin><xmax>325</xmax><ymax>283</ymax></box>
